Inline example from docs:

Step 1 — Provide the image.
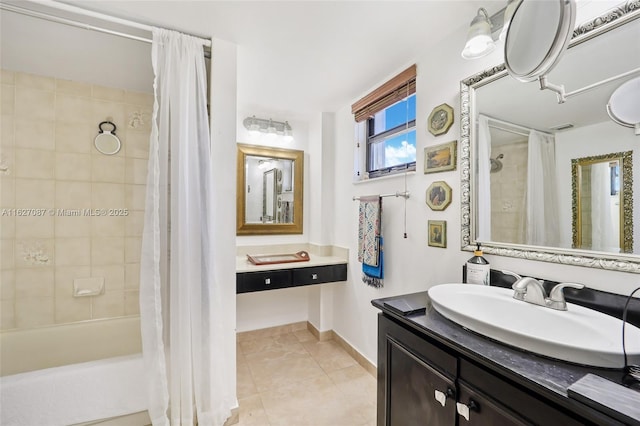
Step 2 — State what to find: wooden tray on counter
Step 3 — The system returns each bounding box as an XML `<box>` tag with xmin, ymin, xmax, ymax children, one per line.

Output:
<box><xmin>246</xmin><ymin>250</ymin><xmax>310</xmax><ymax>266</ymax></box>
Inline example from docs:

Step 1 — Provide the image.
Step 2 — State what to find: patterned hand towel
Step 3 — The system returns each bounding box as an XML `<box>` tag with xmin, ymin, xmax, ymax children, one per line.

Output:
<box><xmin>358</xmin><ymin>196</ymin><xmax>383</xmax><ymax>288</ymax></box>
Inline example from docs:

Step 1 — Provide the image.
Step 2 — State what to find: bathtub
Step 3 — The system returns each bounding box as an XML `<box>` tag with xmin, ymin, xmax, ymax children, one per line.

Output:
<box><xmin>0</xmin><ymin>317</ymin><xmax>149</xmax><ymax>426</ymax></box>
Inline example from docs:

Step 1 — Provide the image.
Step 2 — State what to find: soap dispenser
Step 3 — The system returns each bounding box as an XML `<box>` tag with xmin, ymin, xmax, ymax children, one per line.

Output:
<box><xmin>466</xmin><ymin>243</ymin><xmax>490</xmax><ymax>285</ymax></box>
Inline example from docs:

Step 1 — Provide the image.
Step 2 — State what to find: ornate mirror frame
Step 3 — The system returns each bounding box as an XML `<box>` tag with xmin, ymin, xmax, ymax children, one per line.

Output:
<box><xmin>237</xmin><ymin>143</ymin><xmax>304</xmax><ymax>235</ymax></box>
<box><xmin>571</xmin><ymin>151</ymin><xmax>633</xmax><ymax>253</ymax></box>
<box><xmin>460</xmin><ymin>2</ymin><xmax>640</xmax><ymax>273</ymax></box>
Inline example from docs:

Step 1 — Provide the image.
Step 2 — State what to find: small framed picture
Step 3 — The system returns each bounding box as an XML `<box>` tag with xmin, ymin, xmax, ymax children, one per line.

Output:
<box><xmin>426</xmin><ymin>181</ymin><xmax>452</xmax><ymax>211</ymax></box>
<box><xmin>424</xmin><ymin>140</ymin><xmax>457</xmax><ymax>174</ymax></box>
<box><xmin>427</xmin><ymin>103</ymin><xmax>454</xmax><ymax>136</ymax></box>
<box><xmin>428</xmin><ymin>220</ymin><xmax>446</xmax><ymax>248</ymax></box>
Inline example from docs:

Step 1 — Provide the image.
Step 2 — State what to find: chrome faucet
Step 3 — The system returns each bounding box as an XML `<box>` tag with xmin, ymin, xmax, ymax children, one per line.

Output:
<box><xmin>512</xmin><ymin>277</ymin><xmax>584</xmax><ymax>310</ymax></box>
<box><xmin>512</xmin><ymin>277</ymin><xmax>547</xmax><ymax>306</ymax></box>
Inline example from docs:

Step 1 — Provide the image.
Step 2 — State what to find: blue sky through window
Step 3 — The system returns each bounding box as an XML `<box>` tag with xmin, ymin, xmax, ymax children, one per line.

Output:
<box><xmin>382</xmin><ymin>94</ymin><xmax>416</xmax><ymax>167</ymax></box>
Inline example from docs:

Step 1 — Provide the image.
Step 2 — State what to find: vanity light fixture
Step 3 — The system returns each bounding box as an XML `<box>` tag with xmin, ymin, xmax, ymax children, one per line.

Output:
<box><xmin>461</xmin><ymin>8</ymin><xmax>495</xmax><ymax>59</ymax></box>
<box><xmin>243</xmin><ymin>115</ymin><xmax>294</xmax><ymax>142</ymax></box>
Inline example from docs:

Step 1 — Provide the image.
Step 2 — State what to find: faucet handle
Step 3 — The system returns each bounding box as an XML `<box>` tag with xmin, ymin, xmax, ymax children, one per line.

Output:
<box><xmin>548</xmin><ymin>282</ymin><xmax>584</xmax><ymax>310</ymax></box>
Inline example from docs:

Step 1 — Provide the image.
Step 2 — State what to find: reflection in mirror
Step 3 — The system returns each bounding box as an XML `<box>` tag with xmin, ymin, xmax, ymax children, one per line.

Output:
<box><xmin>572</xmin><ymin>151</ymin><xmax>633</xmax><ymax>253</ymax></box>
<box><xmin>237</xmin><ymin>144</ymin><xmax>303</xmax><ymax>235</ymax></box>
<box><xmin>460</xmin><ymin>4</ymin><xmax>640</xmax><ymax>273</ymax></box>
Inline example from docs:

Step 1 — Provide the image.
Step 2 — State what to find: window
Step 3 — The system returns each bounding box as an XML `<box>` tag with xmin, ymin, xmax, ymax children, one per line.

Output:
<box><xmin>351</xmin><ymin>65</ymin><xmax>416</xmax><ymax>180</ymax></box>
<box><xmin>366</xmin><ymin>94</ymin><xmax>416</xmax><ymax>178</ymax></box>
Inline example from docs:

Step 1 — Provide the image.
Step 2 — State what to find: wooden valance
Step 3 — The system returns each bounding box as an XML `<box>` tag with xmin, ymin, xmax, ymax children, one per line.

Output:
<box><xmin>351</xmin><ymin>64</ymin><xmax>416</xmax><ymax>123</ymax></box>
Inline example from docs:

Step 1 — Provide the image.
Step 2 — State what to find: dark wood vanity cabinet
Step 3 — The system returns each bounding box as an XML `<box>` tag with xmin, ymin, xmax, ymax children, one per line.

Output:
<box><xmin>236</xmin><ymin>264</ymin><xmax>347</xmax><ymax>293</ymax></box>
<box><xmin>378</xmin><ymin>314</ymin><xmax>596</xmax><ymax>426</ymax></box>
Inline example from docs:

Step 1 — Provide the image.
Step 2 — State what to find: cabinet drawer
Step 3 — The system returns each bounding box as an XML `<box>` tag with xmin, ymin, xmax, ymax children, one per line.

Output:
<box><xmin>292</xmin><ymin>264</ymin><xmax>347</xmax><ymax>285</ymax></box>
<box><xmin>237</xmin><ymin>270</ymin><xmax>292</xmax><ymax>293</ymax></box>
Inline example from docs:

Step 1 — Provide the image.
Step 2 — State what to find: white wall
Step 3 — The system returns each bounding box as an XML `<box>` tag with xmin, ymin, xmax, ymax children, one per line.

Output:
<box><xmin>329</xmin><ymin>16</ymin><xmax>640</xmax><ymax>365</ymax></box>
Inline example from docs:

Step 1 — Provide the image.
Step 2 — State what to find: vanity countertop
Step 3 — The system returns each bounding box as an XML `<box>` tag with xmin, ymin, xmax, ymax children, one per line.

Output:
<box><xmin>236</xmin><ymin>253</ymin><xmax>347</xmax><ymax>273</ymax></box>
<box><xmin>373</xmin><ymin>290</ymin><xmax>639</xmax><ymax>425</ymax></box>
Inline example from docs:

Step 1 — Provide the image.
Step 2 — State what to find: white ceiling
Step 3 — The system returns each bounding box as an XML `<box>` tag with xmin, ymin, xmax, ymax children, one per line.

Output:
<box><xmin>1</xmin><ymin>0</ymin><xmax>488</xmax><ymax>118</ymax></box>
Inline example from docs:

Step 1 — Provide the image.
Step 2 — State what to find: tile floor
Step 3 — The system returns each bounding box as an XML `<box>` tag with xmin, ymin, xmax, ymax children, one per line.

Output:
<box><xmin>236</xmin><ymin>326</ymin><xmax>377</xmax><ymax>426</ymax></box>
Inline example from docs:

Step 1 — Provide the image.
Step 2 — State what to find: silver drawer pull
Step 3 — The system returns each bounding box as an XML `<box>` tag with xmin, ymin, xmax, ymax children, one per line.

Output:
<box><xmin>311</xmin><ymin>274</ymin><xmax>318</xmax><ymax>280</ymax></box>
<box><xmin>265</xmin><ymin>278</ymin><xmax>271</xmax><ymax>285</ymax></box>
<box><xmin>434</xmin><ymin>390</ymin><xmax>446</xmax><ymax>407</ymax></box>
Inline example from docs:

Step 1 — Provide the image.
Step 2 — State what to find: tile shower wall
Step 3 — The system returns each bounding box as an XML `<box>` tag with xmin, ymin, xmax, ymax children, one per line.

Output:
<box><xmin>0</xmin><ymin>69</ymin><xmax>151</xmax><ymax>330</ymax></box>
<box><xmin>490</xmin><ymin>141</ymin><xmax>527</xmax><ymax>244</ymax></box>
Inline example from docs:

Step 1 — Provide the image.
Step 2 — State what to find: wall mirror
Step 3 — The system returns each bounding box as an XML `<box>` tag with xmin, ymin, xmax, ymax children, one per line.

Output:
<box><xmin>236</xmin><ymin>143</ymin><xmax>303</xmax><ymax>235</ymax></box>
<box><xmin>460</xmin><ymin>4</ymin><xmax>640</xmax><ymax>273</ymax></box>
<box><xmin>572</xmin><ymin>151</ymin><xmax>632</xmax><ymax>253</ymax></box>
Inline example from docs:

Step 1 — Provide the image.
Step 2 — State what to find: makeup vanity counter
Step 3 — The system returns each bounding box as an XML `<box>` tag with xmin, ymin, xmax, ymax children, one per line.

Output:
<box><xmin>373</xmin><ymin>288</ymin><xmax>640</xmax><ymax>426</ymax></box>
<box><xmin>236</xmin><ymin>245</ymin><xmax>348</xmax><ymax>293</ymax></box>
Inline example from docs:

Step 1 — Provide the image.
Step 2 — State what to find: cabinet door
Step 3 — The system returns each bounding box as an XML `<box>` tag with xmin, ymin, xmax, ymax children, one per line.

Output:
<box><xmin>385</xmin><ymin>338</ymin><xmax>457</xmax><ymax>426</ymax></box>
<box><xmin>456</xmin><ymin>381</ymin><xmax>531</xmax><ymax>426</ymax></box>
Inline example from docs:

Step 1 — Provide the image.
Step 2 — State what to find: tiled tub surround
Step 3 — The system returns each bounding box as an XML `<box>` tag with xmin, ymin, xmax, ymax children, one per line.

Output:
<box><xmin>0</xmin><ymin>68</ymin><xmax>151</xmax><ymax>331</ymax></box>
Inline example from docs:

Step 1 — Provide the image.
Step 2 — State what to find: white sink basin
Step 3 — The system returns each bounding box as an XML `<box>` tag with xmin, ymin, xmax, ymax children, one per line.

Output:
<box><xmin>428</xmin><ymin>283</ymin><xmax>640</xmax><ymax>368</ymax></box>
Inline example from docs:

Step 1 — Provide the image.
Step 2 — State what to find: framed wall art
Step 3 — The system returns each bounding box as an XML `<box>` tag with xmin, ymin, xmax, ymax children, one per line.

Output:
<box><xmin>424</xmin><ymin>140</ymin><xmax>456</xmax><ymax>174</ymax></box>
<box><xmin>426</xmin><ymin>180</ymin><xmax>452</xmax><ymax>211</ymax></box>
<box><xmin>428</xmin><ymin>220</ymin><xmax>446</xmax><ymax>248</ymax></box>
<box><xmin>427</xmin><ymin>103</ymin><xmax>454</xmax><ymax>136</ymax></box>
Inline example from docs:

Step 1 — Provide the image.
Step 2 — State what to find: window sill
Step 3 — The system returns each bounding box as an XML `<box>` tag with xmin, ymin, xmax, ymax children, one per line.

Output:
<box><xmin>353</xmin><ymin>170</ymin><xmax>416</xmax><ymax>185</ymax></box>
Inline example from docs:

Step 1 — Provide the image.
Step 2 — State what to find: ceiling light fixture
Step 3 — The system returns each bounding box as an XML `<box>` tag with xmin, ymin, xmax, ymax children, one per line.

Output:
<box><xmin>242</xmin><ymin>116</ymin><xmax>294</xmax><ymax>142</ymax></box>
<box><xmin>461</xmin><ymin>8</ymin><xmax>495</xmax><ymax>59</ymax></box>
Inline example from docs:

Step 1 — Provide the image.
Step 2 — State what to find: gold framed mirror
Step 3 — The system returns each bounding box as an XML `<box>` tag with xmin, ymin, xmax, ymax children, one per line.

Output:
<box><xmin>236</xmin><ymin>143</ymin><xmax>303</xmax><ymax>235</ymax></box>
<box><xmin>572</xmin><ymin>151</ymin><xmax>633</xmax><ymax>253</ymax></box>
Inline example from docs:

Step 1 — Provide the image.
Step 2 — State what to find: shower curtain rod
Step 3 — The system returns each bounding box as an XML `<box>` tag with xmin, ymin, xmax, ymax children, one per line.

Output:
<box><xmin>1</xmin><ymin>1</ymin><xmax>212</xmax><ymax>48</ymax></box>
<box><xmin>482</xmin><ymin>114</ymin><xmax>553</xmax><ymax>136</ymax></box>
<box><xmin>488</xmin><ymin>124</ymin><xmax>529</xmax><ymax>138</ymax></box>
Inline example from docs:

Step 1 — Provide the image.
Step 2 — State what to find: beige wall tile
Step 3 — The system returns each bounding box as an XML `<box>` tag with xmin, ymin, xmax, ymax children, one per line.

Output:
<box><xmin>92</xmin><ymin>237</ymin><xmax>124</xmax><ymax>265</ymax></box>
<box><xmin>15</xmin><ymin>118</ymin><xmax>55</xmax><ymax>150</ymax></box>
<box><xmin>125</xmin><ymin>262</ymin><xmax>140</xmax><ymax>289</ymax></box>
<box><xmin>1</xmin><ymin>215</ymin><xmax>15</xmax><ymax>240</ymax></box>
<box><xmin>15</xmin><ymin>267</ymin><xmax>54</xmax><ymax>299</ymax></box>
<box><xmin>124</xmin><ymin>105</ymin><xmax>153</xmax><ymax>133</ymax></box>
<box><xmin>125</xmin><ymin>184</ymin><xmax>147</xmax><ymax>211</ymax></box>
<box><xmin>1</xmin><ymin>269</ymin><xmax>15</xmax><ymax>299</ymax></box>
<box><xmin>91</xmin><ymin>290</ymin><xmax>124</xmax><ymax>319</ymax></box>
<box><xmin>56</xmin><ymin>153</ymin><xmax>91</xmax><ymax>181</ymax></box>
<box><xmin>56</xmin><ymin>181</ymin><xmax>91</xmax><ymax>210</ymax></box>
<box><xmin>15</xmin><ymin>239</ymin><xmax>53</xmax><ymax>268</ymax></box>
<box><xmin>124</xmin><ymin>91</ymin><xmax>153</xmax><ymax>106</ymax></box>
<box><xmin>15</xmin><ymin>296</ymin><xmax>54</xmax><ymax>328</ymax></box>
<box><xmin>1</xmin><ymin>70</ymin><xmax>15</xmax><ymax>84</ymax></box>
<box><xmin>15</xmin><ymin>87</ymin><xmax>55</xmax><ymax>121</ymax></box>
<box><xmin>56</xmin><ymin>94</ymin><xmax>93</xmax><ymax>123</ymax></box>
<box><xmin>55</xmin><ymin>296</ymin><xmax>91</xmax><ymax>323</ymax></box>
<box><xmin>92</xmin><ymin>155</ymin><xmax>125</xmax><ymax>183</ymax></box>
<box><xmin>1</xmin><ymin>84</ymin><xmax>14</xmax><ymax>115</ymax></box>
<box><xmin>91</xmin><ymin>215</ymin><xmax>125</xmax><ymax>237</ymax></box>
<box><xmin>125</xmin><ymin>158</ymin><xmax>148</xmax><ymax>184</ymax></box>
<box><xmin>56</xmin><ymin>79</ymin><xmax>92</xmax><ymax>97</ymax></box>
<box><xmin>1</xmin><ymin>239</ymin><xmax>14</xmax><ymax>270</ymax></box>
<box><xmin>92</xmin><ymin>86</ymin><xmax>125</xmax><ymax>102</ymax></box>
<box><xmin>124</xmin><ymin>237</ymin><xmax>141</xmax><ymax>263</ymax></box>
<box><xmin>15</xmin><ymin>179</ymin><xmax>55</xmax><ymax>208</ymax></box>
<box><xmin>1</xmin><ymin>114</ymin><xmax>15</xmax><ymax>147</ymax></box>
<box><xmin>55</xmin><ymin>265</ymin><xmax>90</xmax><ymax>298</ymax></box>
<box><xmin>15</xmin><ymin>149</ymin><xmax>55</xmax><ymax>179</ymax></box>
<box><xmin>124</xmin><ymin>130</ymin><xmax>150</xmax><ymax>159</ymax></box>
<box><xmin>125</xmin><ymin>210</ymin><xmax>144</xmax><ymax>237</ymax></box>
<box><xmin>1</xmin><ymin>177</ymin><xmax>15</xmax><ymax>208</ymax></box>
<box><xmin>1</xmin><ymin>300</ymin><xmax>15</xmax><ymax>330</ymax></box>
<box><xmin>1</xmin><ymin>146</ymin><xmax>14</xmax><ymax>177</ymax></box>
<box><xmin>92</xmin><ymin>182</ymin><xmax>125</xmax><ymax>209</ymax></box>
<box><xmin>124</xmin><ymin>290</ymin><xmax>139</xmax><ymax>315</ymax></box>
<box><xmin>91</xmin><ymin>100</ymin><xmax>125</xmax><ymax>130</ymax></box>
<box><xmin>55</xmin><ymin>237</ymin><xmax>90</xmax><ymax>266</ymax></box>
<box><xmin>91</xmin><ymin>265</ymin><xmax>124</xmax><ymax>291</ymax></box>
<box><xmin>15</xmin><ymin>215</ymin><xmax>54</xmax><ymax>239</ymax></box>
<box><xmin>55</xmin><ymin>122</ymin><xmax>92</xmax><ymax>153</ymax></box>
<box><xmin>15</xmin><ymin>72</ymin><xmax>55</xmax><ymax>91</ymax></box>
<box><xmin>55</xmin><ymin>215</ymin><xmax>91</xmax><ymax>238</ymax></box>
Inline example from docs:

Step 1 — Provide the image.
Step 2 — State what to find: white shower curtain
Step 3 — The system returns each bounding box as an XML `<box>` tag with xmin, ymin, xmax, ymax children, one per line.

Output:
<box><xmin>525</xmin><ymin>130</ymin><xmax>560</xmax><ymax>246</ymax></box>
<box><xmin>140</xmin><ymin>28</ymin><xmax>233</xmax><ymax>426</ymax></box>
<box><xmin>477</xmin><ymin>115</ymin><xmax>492</xmax><ymax>241</ymax></box>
